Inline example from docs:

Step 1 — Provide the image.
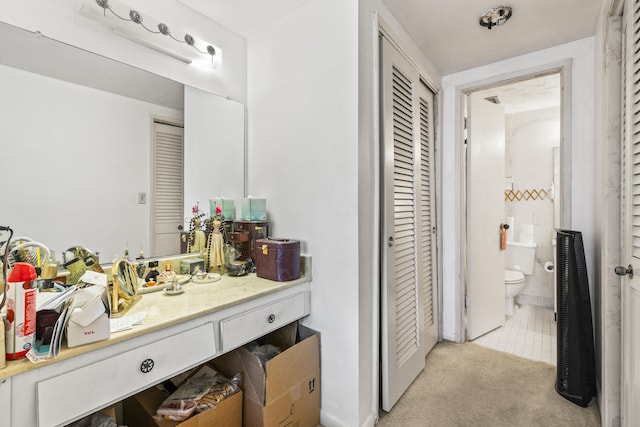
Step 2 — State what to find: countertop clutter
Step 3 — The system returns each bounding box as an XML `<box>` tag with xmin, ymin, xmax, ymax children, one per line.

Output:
<box><xmin>2</xmin><ymin>272</ymin><xmax>312</xmax><ymax>427</ymax></box>
<box><xmin>0</xmin><ymin>273</ymin><xmax>311</xmax><ymax>381</ymax></box>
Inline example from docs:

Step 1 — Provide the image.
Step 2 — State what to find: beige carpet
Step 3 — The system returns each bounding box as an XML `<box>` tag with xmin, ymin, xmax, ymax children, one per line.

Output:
<box><xmin>377</xmin><ymin>341</ymin><xmax>601</xmax><ymax>427</ymax></box>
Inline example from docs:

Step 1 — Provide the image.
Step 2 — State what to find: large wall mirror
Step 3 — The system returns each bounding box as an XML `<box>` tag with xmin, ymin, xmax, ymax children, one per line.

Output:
<box><xmin>0</xmin><ymin>22</ymin><xmax>245</xmax><ymax>261</ymax></box>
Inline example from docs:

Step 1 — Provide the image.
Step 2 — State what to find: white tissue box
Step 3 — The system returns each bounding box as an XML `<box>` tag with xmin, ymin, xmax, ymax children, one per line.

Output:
<box><xmin>67</xmin><ymin>312</ymin><xmax>110</xmax><ymax>348</ymax></box>
<box><xmin>66</xmin><ymin>284</ymin><xmax>110</xmax><ymax>348</ymax></box>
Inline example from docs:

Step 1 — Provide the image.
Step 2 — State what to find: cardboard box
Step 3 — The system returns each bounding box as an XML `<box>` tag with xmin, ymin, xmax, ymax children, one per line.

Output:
<box><xmin>101</xmin><ymin>404</ymin><xmax>118</xmax><ymax>423</ymax></box>
<box><xmin>124</xmin><ymin>385</ymin><xmax>242</xmax><ymax>427</ymax></box>
<box><xmin>213</xmin><ymin>323</ymin><xmax>320</xmax><ymax>427</ymax></box>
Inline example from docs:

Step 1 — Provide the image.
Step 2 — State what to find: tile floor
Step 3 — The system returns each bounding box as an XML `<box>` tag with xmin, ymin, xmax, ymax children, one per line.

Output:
<box><xmin>472</xmin><ymin>304</ymin><xmax>557</xmax><ymax>365</ymax></box>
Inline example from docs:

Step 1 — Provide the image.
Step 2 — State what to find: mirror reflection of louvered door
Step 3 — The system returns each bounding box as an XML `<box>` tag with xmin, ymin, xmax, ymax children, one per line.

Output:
<box><xmin>151</xmin><ymin>121</ymin><xmax>184</xmax><ymax>256</ymax></box>
<box><xmin>380</xmin><ymin>35</ymin><xmax>438</xmax><ymax>411</ymax></box>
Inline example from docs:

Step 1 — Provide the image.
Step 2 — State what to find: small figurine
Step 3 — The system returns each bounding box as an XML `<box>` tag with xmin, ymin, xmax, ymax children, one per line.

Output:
<box><xmin>189</xmin><ymin>218</ymin><xmax>206</xmax><ymax>254</ymax></box>
<box><xmin>207</xmin><ymin>206</ymin><xmax>225</xmax><ymax>274</ymax></box>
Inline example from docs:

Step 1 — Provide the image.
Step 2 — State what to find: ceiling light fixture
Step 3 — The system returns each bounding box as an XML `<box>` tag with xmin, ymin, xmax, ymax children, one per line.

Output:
<box><xmin>79</xmin><ymin>0</ymin><xmax>222</xmax><ymax>68</ymax></box>
<box><xmin>479</xmin><ymin>6</ymin><xmax>512</xmax><ymax>30</ymax></box>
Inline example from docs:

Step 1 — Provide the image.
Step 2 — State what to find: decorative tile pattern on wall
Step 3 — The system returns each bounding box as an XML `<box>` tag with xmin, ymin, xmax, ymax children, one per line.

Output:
<box><xmin>505</xmin><ymin>188</ymin><xmax>548</xmax><ymax>202</ymax></box>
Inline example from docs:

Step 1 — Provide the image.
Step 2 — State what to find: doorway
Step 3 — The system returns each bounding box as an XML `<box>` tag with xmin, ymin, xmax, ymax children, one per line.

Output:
<box><xmin>150</xmin><ymin>119</ymin><xmax>185</xmax><ymax>257</ymax></box>
<box><xmin>464</xmin><ymin>71</ymin><xmax>564</xmax><ymax>364</ymax></box>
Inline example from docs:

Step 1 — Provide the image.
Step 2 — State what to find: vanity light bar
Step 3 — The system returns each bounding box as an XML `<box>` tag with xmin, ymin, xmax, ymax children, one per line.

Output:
<box><xmin>79</xmin><ymin>0</ymin><xmax>222</xmax><ymax>69</ymax></box>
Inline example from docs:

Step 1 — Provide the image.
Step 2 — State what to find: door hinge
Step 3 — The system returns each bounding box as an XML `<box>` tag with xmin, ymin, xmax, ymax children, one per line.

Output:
<box><xmin>465</xmin><ymin>294</ymin><xmax>470</xmax><ymax>308</ymax></box>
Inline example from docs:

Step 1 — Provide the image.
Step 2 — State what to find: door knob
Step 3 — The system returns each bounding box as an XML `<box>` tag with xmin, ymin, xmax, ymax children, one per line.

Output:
<box><xmin>615</xmin><ymin>264</ymin><xmax>634</xmax><ymax>279</ymax></box>
<box><xmin>178</xmin><ymin>225</ymin><xmax>183</xmax><ymax>231</ymax></box>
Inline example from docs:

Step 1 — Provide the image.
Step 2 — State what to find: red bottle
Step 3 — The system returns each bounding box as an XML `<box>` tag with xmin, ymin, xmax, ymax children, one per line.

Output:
<box><xmin>5</xmin><ymin>262</ymin><xmax>37</xmax><ymax>360</ymax></box>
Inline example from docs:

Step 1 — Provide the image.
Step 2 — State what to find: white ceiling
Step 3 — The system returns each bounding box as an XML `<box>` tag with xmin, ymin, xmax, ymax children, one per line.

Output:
<box><xmin>177</xmin><ymin>1</ymin><xmax>599</xmax><ymax>112</ymax></box>
<box><xmin>476</xmin><ymin>73</ymin><xmax>561</xmax><ymax>114</ymax></box>
<box><xmin>380</xmin><ymin>0</ymin><xmax>604</xmax><ymax>75</ymax></box>
<box><xmin>180</xmin><ymin>0</ymin><xmax>604</xmax><ymax>75</ymax></box>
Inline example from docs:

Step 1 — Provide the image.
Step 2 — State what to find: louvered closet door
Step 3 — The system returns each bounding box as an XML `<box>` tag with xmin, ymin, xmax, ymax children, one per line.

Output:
<box><xmin>380</xmin><ymin>36</ymin><xmax>438</xmax><ymax>411</ymax></box>
<box><xmin>620</xmin><ymin>2</ymin><xmax>640</xmax><ymax>424</ymax></box>
<box><xmin>417</xmin><ymin>80</ymin><xmax>439</xmax><ymax>354</ymax></box>
<box><xmin>151</xmin><ymin>121</ymin><xmax>184</xmax><ymax>256</ymax></box>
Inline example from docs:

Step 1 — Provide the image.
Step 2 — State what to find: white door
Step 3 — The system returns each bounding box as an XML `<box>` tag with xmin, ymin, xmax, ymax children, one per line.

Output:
<box><xmin>621</xmin><ymin>2</ymin><xmax>640</xmax><ymax>423</ymax></box>
<box><xmin>380</xmin><ymin>35</ymin><xmax>438</xmax><ymax>411</ymax></box>
<box><xmin>466</xmin><ymin>93</ymin><xmax>506</xmax><ymax>340</ymax></box>
<box><xmin>151</xmin><ymin>121</ymin><xmax>184</xmax><ymax>256</ymax></box>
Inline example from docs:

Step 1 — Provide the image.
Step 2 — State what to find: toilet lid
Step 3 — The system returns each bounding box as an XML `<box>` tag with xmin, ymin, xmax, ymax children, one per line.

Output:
<box><xmin>504</xmin><ymin>270</ymin><xmax>525</xmax><ymax>283</ymax></box>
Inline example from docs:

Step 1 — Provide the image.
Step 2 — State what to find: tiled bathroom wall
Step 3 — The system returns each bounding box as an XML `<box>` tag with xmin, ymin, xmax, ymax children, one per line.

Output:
<box><xmin>505</xmin><ymin>106</ymin><xmax>560</xmax><ymax>308</ymax></box>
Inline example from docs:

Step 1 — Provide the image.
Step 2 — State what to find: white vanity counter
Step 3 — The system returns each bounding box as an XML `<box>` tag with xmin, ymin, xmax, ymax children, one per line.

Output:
<box><xmin>0</xmin><ymin>273</ymin><xmax>312</xmax><ymax>427</ymax></box>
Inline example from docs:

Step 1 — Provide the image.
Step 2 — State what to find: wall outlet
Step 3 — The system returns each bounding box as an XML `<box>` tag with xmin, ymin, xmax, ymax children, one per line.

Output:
<box><xmin>138</xmin><ymin>192</ymin><xmax>147</xmax><ymax>204</ymax></box>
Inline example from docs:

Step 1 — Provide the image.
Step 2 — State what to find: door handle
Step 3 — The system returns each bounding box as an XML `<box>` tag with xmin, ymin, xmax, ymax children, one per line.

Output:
<box><xmin>615</xmin><ymin>264</ymin><xmax>634</xmax><ymax>279</ymax></box>
<box><xmin>388</xmin><ymin>236</ymin><xmax>394</xmax><ymax>247</ymax></box>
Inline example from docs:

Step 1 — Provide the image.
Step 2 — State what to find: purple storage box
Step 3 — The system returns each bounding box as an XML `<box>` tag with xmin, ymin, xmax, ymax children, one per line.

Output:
<box><xmin>254</xmin><ymin>238</ymin><xmax>301</xmax><ymax>282</ymax></box>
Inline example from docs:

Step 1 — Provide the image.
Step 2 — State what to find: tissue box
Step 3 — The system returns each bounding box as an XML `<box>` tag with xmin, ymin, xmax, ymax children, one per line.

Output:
<box><xmin>67</xmin><ymin>312</ymin><xmax>110</xmax><ymax>348</ymax></box>
<box><xmin>241</xmin><ymin>198</ymin><xmax>266</xmax><ymax>221</ymax></box>
<box><xmin>66</xmin><ymin>285</ymin><xmax>110</xmax><ymax>348</ymax></box>
<box><xmin>210</xmin><ymin>198</ymin><xmax>236</xmax><ymax>220</ymax></box>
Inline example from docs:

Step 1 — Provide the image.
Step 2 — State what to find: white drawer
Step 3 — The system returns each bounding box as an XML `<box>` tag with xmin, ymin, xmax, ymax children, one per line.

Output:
<box><xmin>220</xmin><ymin>292</ymin><xmax>307</xmax><ymax>352</ymax></box>
<box><xmin>0</xmin><ymin>378</ymin><xmax>10</xmax><ymax>427</ymax></box>
<box><xmin>37</xmin><ymin>322</ymin><xmax>216</xmax><ymax>427</ymax></box>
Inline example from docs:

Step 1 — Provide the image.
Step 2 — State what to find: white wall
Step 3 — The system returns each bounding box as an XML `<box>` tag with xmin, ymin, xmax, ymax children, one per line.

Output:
<box><xmin>246</xmin><ymin>0</ymin><xmax>440</xmax><ymax>425</ymax></box>
<box><xmin>247</xmin><ymin>1</ymin><xmax>360</xmax><ymax>425</ymax></box>
<box><xmin>0</xmin><ymin>0</ymin><xmax>247</xmax><ymax>103</ymax></box>
<box><xmin>0</xmin><ymin>64</ymin><xmax>182</xmax><ymax>260</ymax></box>
<box><xmin>441</xmin><ymin>38</ymin><xmax>596</xmax><ymax>341</ymax></box>
<box><xmin>183</xmin><ymin>86</ymin><xmax>245</xmax><ymax>222</ymax></box>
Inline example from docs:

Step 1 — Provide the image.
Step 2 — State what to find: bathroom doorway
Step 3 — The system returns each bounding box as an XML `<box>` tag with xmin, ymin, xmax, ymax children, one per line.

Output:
<box><xmin>464</xmin><ymin>71</ymin><xmax>564</xmax><ymax>364</ymax></box>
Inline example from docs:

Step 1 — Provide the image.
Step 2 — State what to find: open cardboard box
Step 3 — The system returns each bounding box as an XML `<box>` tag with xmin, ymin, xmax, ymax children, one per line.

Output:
<box><xmin>123</xmin><ymin>384</ymin><xmax>242</xmax><ymax>427</ymax></box>
<box><xmin>213</xmin><ymin>322</ymin><xmax>320</xmax><ymax>427</ymax></box>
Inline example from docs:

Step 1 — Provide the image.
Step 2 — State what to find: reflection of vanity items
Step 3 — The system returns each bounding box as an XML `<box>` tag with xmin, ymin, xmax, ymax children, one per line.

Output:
<box><xmin>210</xmin><ymin>198</ymin><xmax>236</xmax><ymax>221</ymax></box>
<box><xmin>110</xmin><ymin>258</ymin><xmax>141</xmax><ymax>318</ymax></box>
<box><xmin>229</xmin><ymin>231</ymin><xmax>249</xmax><ymax>258</ymax></box>
<box><xmin>180</xmin><ymin>258</ymin><xmax>205</xmax><ymax>275</ymax></box>
<box><xmin>254</xmin><ymin>238</ymin><xmax>301</xmax><ymax>282</ymax></box>
<box><xmin>157</xmin><ymin>264</ymin><xmax>177</xmax><ymax>285</ymax></box>
<box><xmin>234</xmin><ymin>221</ymin><xmax>269</xmax><ymax>260</ymax></box>
<box><xmin>241</xmin><ymin>198</ymin><xmax>267</xmax><ymax>221</ymax></box>
<box><xmin>62</xmin><ymin>246</ymin><xmax>104</xmax><ymax>285</ymax></box>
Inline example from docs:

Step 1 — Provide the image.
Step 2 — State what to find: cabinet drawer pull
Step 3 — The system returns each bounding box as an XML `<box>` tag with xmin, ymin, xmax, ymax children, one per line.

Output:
<box><xmin>267</xmin><ymin>314</ymin><xmax>276</xmax><ymax>324</ymax></box>
<box><xmin>140</xmin><ymin>358</ymin><xmax>155</xmax><ymax>373</ymax></box>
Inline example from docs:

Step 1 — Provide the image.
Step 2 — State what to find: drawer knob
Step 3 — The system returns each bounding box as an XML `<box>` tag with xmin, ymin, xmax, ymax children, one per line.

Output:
<box><xmin>140</xmin><ymin>358</ymin><xmax>155</xmax><ymax>373</ymax></box>
<box><xmin>267</xmin><ymin>314</ymin><xmax>276</xmax><ymax>323</ymax></box>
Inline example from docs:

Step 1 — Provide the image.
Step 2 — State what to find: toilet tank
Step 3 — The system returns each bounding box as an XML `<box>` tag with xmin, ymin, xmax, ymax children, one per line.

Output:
<box><xmin>505</xmin><ymin>241</ymin><xmax>537</xmax><ymax>275</ymax></box>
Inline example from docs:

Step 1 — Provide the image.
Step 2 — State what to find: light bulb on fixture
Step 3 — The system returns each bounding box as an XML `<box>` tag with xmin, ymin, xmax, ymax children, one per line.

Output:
<box><xmin>479</xmin><ymin>6</ymin><xmax>512</xmax><ymax>30</ymax></box>
<box><xmin>80</xmin><ymin>0</ymin><xmax>221</xmax><ymax>68</ymax></box>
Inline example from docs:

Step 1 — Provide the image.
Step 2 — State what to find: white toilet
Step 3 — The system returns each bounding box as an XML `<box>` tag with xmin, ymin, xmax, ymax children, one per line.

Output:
<box><xmin>504</xmin><ymin>240</ymin><xmax>537</xmax><ymax>316</ymax></box>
